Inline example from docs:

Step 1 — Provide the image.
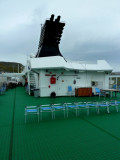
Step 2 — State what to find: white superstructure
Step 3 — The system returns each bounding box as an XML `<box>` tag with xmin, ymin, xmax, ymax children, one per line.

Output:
<box><xmin>26</xmin><ymin>56</ymin><xmax>112</xmax><ymax>97</ymax></box>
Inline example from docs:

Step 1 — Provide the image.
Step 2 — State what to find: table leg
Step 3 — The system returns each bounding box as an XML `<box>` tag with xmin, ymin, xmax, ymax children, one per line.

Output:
<box><xmin>110</xmin><ymin>91</ymin><xmax>112</xmax><ymax>98</ymax></box>
<box><xmin>115</xmin><ymin>91</ymin><xmax>117</xmax><ymax>97</ymax></box>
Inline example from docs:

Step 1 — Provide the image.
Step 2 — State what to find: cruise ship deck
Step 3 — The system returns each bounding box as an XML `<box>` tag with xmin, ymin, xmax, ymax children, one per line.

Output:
<box><xmin>1</xmin><ymin>87</ymin><xmax>120</xmax><ymax>160</ymax></box>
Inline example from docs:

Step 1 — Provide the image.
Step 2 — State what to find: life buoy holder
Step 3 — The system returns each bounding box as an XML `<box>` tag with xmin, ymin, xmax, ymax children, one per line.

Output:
<box><xmin>50</xmin><ymin>77</ymin><xmax>56</xmax><ymax>84</ymax></box>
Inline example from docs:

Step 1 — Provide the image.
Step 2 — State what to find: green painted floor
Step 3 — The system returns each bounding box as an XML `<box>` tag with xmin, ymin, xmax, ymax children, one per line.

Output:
<box><xmin>1</xmin><ymin>87</ymin><xmax>120</xmax><ymax>160</ymax></box>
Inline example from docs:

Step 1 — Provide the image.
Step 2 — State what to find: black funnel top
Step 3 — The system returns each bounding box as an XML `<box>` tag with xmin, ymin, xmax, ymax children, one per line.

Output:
<box><xmin>36</xmin><ymin>14</ymin><xmax>65</xmax><ymax>58</ymax></box>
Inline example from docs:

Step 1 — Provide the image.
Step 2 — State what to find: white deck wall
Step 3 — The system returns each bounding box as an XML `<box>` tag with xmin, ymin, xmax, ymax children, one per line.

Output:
<box><xmin>37</xmin><ymin>69</ymin><xmax>110</xmax><ymax>97</ymax></box>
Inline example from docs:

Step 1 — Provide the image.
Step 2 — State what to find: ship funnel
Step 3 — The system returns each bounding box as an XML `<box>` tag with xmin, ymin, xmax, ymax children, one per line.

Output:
<box><xmin>36</xmin><ymin>15</ymin><xmax>65</xmax><ymax>58</ymax></box>
<box><xmin>55</xmin><ymin>16</ymin><xmax>61</xmax><ymax>22</ymax></box>
<box><xmin>50</xmin><ymin>14</ymin><xmax>54</xmax><ymax>21</ymax></box>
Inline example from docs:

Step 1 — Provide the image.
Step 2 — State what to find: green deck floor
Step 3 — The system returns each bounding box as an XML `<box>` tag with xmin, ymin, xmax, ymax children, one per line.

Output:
<box><xmin>1</xmin><ymin>87</ymin><xmax>120</xmax><ymax>160</ymax></box>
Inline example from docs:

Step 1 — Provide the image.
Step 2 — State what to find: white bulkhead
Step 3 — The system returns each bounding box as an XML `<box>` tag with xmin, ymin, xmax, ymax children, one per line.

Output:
<box><xmin>27</xmin><ymin>56</ymin><xmax>112</xmax><ymax>97</ymax></box>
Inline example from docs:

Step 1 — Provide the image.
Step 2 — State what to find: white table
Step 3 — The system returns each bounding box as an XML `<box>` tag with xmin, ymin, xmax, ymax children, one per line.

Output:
<box><xmin>101</xmin><ymin>89</ymin><xmax>119</xmax><ymax>98</ymax></box>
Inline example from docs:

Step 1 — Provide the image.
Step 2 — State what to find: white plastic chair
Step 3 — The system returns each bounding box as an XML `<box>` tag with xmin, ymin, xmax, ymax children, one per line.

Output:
<box><xmin>25</xmin><ymin>106</ymin><xmax>39</xmax><ymax>123</ymax></box>
<box><xmin>95</xmin><ymin>88</ymin><xmax>106</xmax><ymax>100</ymax></box>
<box><xmin>65</xmin><ymin>102</ymin><xmax>78</xmax><ymax>117</ymax></box>
<box><xmin>67</xmin><ymin>86</ymin><xmax>74</xmax><ymax>96</ymax></box>
<box><xmin>40</xmin><ymin>104</ymin><xmax>53</xmax><ymax>120</ymax></box>
<box><xmin>77</xmin><ymin>102</ymin><xmax>89</xmax><ymax>116</ymax></box>
<box><xmin>52</xmin><ymin>103</ymin><xmax>66</xmax><ymax>119</ymax></box>
<box><xmin>98</xmin><ymin>101</ymin><xmax>110</xmax><ymax>114</ymax></box>
<box><xmin>87</xmin><ymin>101</ymin><xmax>99</xmax><ymax>114</ymax></box>
<box><xmin>109</xmin><ymin>100</ymin><xmax>119</xmax><ymax>112</ymax></box>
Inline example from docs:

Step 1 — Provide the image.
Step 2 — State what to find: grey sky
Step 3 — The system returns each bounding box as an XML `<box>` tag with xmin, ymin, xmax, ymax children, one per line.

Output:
<box><xmin>0</xmin><ymin>0</ymin><xmax>120</xmax><ymax>71</ymax></box>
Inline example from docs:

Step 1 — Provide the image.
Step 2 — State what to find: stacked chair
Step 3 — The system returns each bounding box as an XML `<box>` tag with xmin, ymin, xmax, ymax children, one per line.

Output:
<box><xmin>98</xmin><ymin>101</ymin><xmax>110</xmax><ymax>114</ymax></box>
<box><xmin>109</xmin><ymin>100</ymin><xmax>119</xmax><ymax>113</ymax></box>
<box><xmin>25</xmin><ymin>106</ymin><xmax>39</xmax><ymax>123</ymax></box>
<box><xmin>75</xmin><ymin>102</ymin><xmax>89</xmax><ymax>116</ymax></box>
<box><xmin>40</xmin><ymin>104</ymin><xmax>54</xmax><ymax>120</ymax></box>
<box><xmin>85</xmin><ymin>101</ymin><xmax>99</xmax><ymax>115</ymax></box>
<box><xmin>52</xmin><ymin>103</ymin><xmax>66</xmax><ymax>119</ymax></box>
<box><xmin>25</xmin><ymin>100</ymin><xmax>120</xmax><ymax>123</ymax></box>
<box><xmin>65</xmin><ymin>102</ymin><xmax>78</xmax><ymax>117</ymax></box>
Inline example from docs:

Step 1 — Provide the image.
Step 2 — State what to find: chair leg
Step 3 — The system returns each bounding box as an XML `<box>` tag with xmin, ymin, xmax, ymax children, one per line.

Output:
<box><xmin>78</xmin><ymin>109</ymin><xmax>80</xmax><ymax>116</ymax></box>
<box><xmin>40</xmin><ymin>112</ymin><xmax>42</xmax><ymax>120</ymax></box>
<box><xmin>64</xmin><ymin>110</ymin><xmax>65</xmax><ymax>118</ymax></box>
<box><xmin>25</xmin><ymin>114</ymin><xmax>26</xmax><ymax>123</ymax></box>
<box><xmin>38</xmin><ymin>113</ymin><xmax>39</xmax><ymax>122</ymax></box>
<box><xmin>87</xmin><ymin>107</ymin><xmax>89</xmax><ymax>115</ymax></box>
<box><xmin>67</xmin><ymin>108</ymin><xmax>68</xmax><ymax>118</ymax></box>
<box><xmin>76</xmin><ymin>109</ymin><xmax>77</xmax><ymax>117</ymax></box>
<box><xmin>53</xmin><ymin>111</ymin><xmax>55</xmax><ymax>119</ymax></box>
<box><xmin>116</xmin><ymin>105</ymin><xmax>119</xmax><ymax>112</ymax></box>
<box><xmin>107</xmin><ymin>106</ymin><xmax>110</xmax><ymax>113</ymax></box>
<box><xmin>97</xmin><ymin>106</ymin><xmax>100</xmax><ymax>114</ymax></box>
<box><xmin>52</xmin><ymin>111</ymin><xmax>54</xmax><ymax>120</ymax></box>
<box><xmin>76</xmin><ymin>109</ymin><xmax>78</xmax><ymax>117</ymax></box>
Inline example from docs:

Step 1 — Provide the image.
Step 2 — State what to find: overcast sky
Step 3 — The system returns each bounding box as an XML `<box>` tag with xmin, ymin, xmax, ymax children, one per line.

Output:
<box><xmin>0</xmin><ymin>0</ymin><xmax>120</xmax><ymax>71</ymax></box>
